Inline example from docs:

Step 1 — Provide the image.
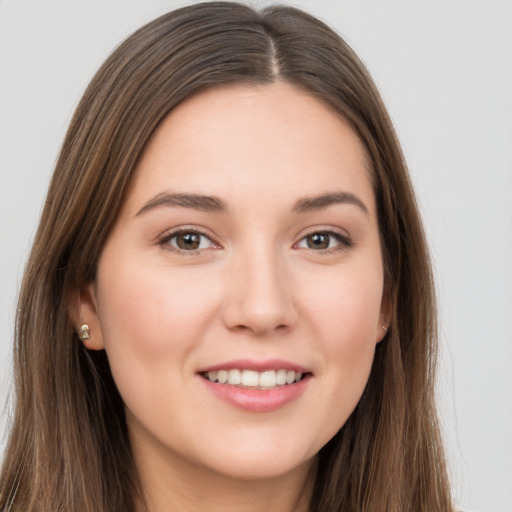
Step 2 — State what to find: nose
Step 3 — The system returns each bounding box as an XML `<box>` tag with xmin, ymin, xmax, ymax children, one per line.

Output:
<box><xmin>221</xmin><ymin>245</ymin><xmax>298</xmax><ymax>336</ymax></box>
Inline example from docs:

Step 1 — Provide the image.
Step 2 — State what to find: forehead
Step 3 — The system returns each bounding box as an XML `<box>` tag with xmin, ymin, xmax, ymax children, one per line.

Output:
<box><xmin>125</xmin><ymin>81</ymin><xmax>375</xmax><ymax>215</ymax></box>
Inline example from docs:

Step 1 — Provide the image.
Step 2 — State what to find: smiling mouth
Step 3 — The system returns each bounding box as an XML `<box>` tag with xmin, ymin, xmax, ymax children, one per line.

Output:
<box><xmin>201</xmin><ymin>369</ymin><xmax>309</xmax><ymax>389</ymax></box>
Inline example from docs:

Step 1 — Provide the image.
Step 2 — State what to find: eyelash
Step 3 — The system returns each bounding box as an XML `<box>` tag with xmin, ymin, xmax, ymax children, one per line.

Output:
<box><xmin>158</xmin><ymin>228</ymin><xmax>352</xmax><ymax>254</ymax></box>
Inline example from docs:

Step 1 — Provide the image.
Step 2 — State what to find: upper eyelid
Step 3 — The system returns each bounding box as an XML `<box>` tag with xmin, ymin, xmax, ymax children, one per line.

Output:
<box><xmin>160</xmin><ymin>226</ymin><xmax>217</xmax><ymax>240</ymax></box>
<box><xmin>299</xmin><ymin>225</ymin><xmax>348</xmax><ymax>235</ymax></box>
<box><xmin>296</xmin><ymin>226</ymin><xmax>351</xmax><ymax>241</ymax></box>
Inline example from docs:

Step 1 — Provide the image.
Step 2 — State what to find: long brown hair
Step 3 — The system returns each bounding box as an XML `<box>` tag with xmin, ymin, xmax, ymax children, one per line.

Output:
<box><xmin>0</xmin><ymin>2</ymin><xmax>452</xmax><ymax>511</ymax></box>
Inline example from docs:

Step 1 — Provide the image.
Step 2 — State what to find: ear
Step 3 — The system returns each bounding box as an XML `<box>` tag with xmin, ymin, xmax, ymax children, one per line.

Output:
<box><xmin>69</xmin><ymin>282</ymin><xmax>105</xmax><ymax>350</ymax></box>
<box><xmin>376</xmin><ymin>292</ymin><xmax>392</xmax><ymax>344</ymax></box>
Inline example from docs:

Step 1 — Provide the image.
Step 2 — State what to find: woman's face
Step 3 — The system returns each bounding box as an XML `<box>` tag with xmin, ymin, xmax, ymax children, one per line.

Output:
<box><xmin>79</xmin><ymin>82</ymin><xmax>388</xmax><ymax>482</ymax></box>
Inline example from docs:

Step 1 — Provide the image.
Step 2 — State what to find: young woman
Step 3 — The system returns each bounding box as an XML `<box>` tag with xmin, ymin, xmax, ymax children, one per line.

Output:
<box><xmin>0</xmin><ymin>2</ymin><xmax>453</xmax><ymax>511</ymax></box>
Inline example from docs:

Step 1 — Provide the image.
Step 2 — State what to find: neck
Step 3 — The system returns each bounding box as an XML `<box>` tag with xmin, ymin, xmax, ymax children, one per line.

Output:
<box><xmin>132</xmin><ymin>436</ymin><xmax>317</xmax><ymax>512</ymax></box>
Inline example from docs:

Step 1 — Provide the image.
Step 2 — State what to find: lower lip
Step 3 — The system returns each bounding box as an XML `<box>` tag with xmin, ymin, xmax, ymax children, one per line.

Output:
<box><xmin>200</xmin><ymin>376</ymin><xmax>310</xmax><ymax>413</ymax></box>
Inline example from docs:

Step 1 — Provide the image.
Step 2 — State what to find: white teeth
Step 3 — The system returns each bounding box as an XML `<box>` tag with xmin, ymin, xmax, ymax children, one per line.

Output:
<box><xmin>276</xmin><ymin>369</ymin><xmax>287</xmax><ymax>385</ymax></box>
<box><xmin>259</xmin><ymin>370</ymin><xmax>276</xmax><ymax>387</ymax></box>
<box><xmin>205</xmin><ymin>369</ymin><xmax>305</xmax><ymax>388</ymax></box>
<box><xmin>227</xmin><ymin>369</ymin><xmax>242</xmax><ymax>385</ymax></box>
<box><xmin>242</xmin><ymin>369</ymin><xmax>259</xmax><ymax>387</ymax></box>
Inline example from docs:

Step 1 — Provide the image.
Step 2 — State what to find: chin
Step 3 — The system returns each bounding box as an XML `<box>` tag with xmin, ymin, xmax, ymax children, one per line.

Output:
<box><xmin>186</xmin><ymin>431</ymin><xmax>321</xmax><ymax>482</ymax></box>
<box><xmin>204</xmin><ymin>451</ymin><xmax>317</xmax><ymax>482</ymax></box>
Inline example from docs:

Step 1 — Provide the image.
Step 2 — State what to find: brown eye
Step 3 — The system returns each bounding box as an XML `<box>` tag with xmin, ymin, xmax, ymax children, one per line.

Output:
<box><xmin>176</xmin><ymin>232</ymin><xmax>201</xmax><ymax>250</ymax></box>
<box><xmin>296</xmin><ymin>231</ymin><xmax>351</xmax><ymax>251</ymax></box>
<box><xmin>306</xmin><ymin>233</ymin><xmax>330</xmax><ymax>249</ymax></box>
<box><xmin>164</xmin><ymin>231</ymin><xmax>214</xmax><ymax>251</ymax></box>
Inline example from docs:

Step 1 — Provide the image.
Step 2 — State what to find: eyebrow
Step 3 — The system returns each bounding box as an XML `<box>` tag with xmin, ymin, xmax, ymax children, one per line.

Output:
<box><xmin>136</xmin><ymin>192</ymin><xmax>227</xmax><ymax>216</ymax></box>
<box><xmin>293</xmin><ymin>192</ymin><xmax>368</xmax><ymax>215</ymax></box>
<box><xmin>135</xmin><ymin>190</ymin><xmax>368</xmax><ymax>217</ymax></box>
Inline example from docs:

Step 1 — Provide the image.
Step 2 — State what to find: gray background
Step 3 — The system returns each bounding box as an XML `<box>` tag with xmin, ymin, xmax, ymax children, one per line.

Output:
<box><xmin>1</xmin><ymin>1</ymin><xmax>511</xmax><ymax>511</ymax></box>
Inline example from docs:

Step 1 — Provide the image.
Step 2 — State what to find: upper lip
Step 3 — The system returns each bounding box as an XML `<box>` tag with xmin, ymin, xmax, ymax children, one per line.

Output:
<box><xmin>197</xmin><ymin>358</ymin><xmax>311</xmax><ymax>374</ymax></box>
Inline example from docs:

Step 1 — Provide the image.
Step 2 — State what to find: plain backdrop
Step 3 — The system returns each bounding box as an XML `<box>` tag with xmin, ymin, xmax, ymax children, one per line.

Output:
<box><xmin>0</xmin><ymin>1</ymin><xmax>511</xmax><ymax>511</ymax></box>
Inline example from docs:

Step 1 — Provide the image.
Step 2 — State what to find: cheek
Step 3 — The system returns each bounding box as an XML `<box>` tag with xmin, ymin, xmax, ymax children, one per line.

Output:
<box><xmin>94</xmin><ymin>255</ymin><xmax>225</xmax><ymax>434</ymax></box>
<box><xmin>307</xmin><ymin>260</ymin><xmax>383</xmax><ymax>406</ymax></box>
<box><xmin>95</xmin><ymin>256</ymin><xmax>220</xmax><ymax>372</ymax></box>
<box><xmin>311</xmin><ymin>261</ymin><xmax>383</xmax><ymax>343</ymax></box>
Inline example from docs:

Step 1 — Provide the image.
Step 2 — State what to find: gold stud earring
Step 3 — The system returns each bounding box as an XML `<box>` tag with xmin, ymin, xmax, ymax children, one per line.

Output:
<box><xmin>79</xmin><ymin>324</ymin><xmax>90</xmax><ymax>340</ymax></box>
<box><xmin>382</xmin><ymin>325</ymin><xmax>388</xmax><ymax>332</ymax></box>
